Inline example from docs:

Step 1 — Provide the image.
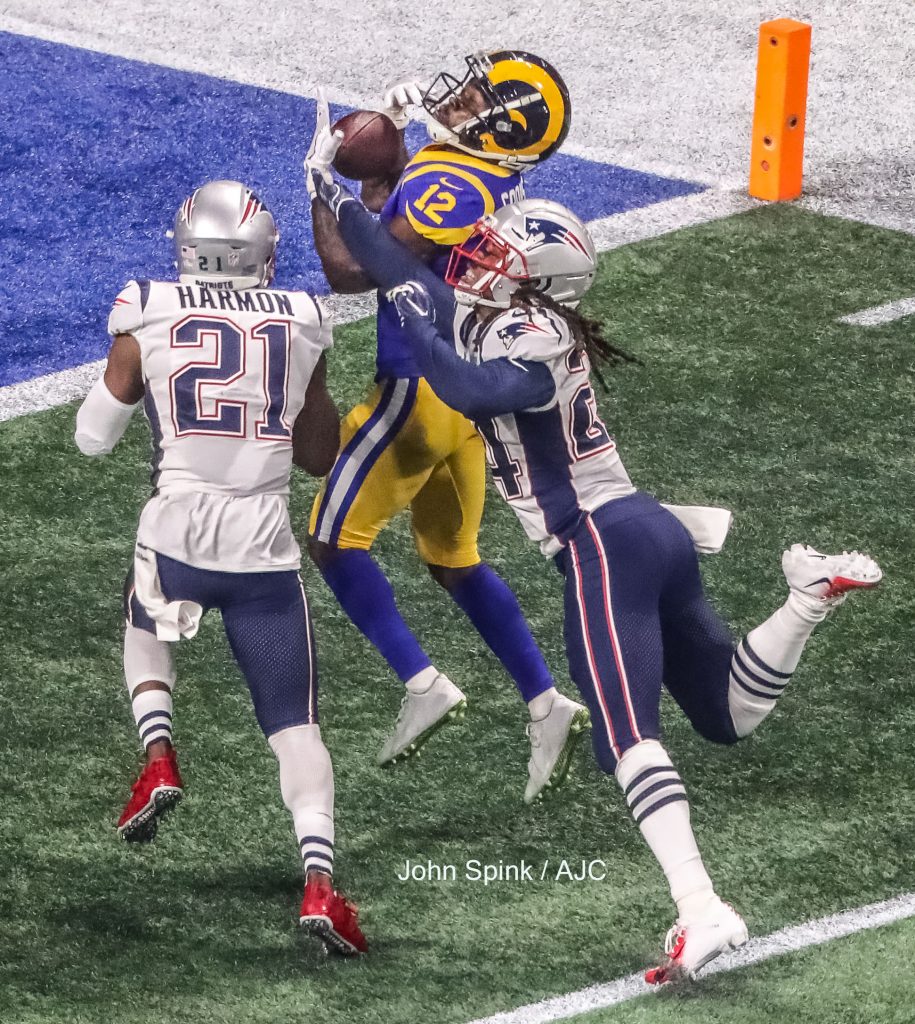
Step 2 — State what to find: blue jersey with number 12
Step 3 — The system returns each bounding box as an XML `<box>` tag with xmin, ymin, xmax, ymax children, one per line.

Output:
<box><xmin>376</xmin><ymin>145</ymin><xmax>524</xmax><ymax>378</ymax></box>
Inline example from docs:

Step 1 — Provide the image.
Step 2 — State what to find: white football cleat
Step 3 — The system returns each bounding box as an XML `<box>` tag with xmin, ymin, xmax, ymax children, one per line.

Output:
<box><xmin>524</xmin><ymin>694</ymin><xmax>591</xmax><ymax>804</ymax></box>
<box><xmin>781</xmin><ymin>544</ymin><xmax>882</xmax><ymax>608</ymax></box>
<box><xmin>645</xmin><ymin>898</ymin><xmax>748</xmax><ymax>984</ymax></box>
<box><xmin>377</xmin><ymin>674</ymin><xmax>466</xmax><ymax>767</ymax></box>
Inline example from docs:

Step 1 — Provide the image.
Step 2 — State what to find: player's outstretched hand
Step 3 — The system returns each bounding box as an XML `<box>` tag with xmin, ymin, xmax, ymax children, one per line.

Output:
<box><xmin>380</xmin><ymin>76</ymin><xmax>426</xmax><ymax>130</ymax></box>
<box><xmin>386</xmin><ymin>282</ymin><xmax>436</xmax><ymax>326</ymax></box>
<box><xmin>309</xmin><ymin>170</ymin><xmax>357</xmax><ymax>219</ymax></box>
<box><xmin>305</xmin><ymin>88</ymin><xmax>344</xmax><ymax>199</ymax></box>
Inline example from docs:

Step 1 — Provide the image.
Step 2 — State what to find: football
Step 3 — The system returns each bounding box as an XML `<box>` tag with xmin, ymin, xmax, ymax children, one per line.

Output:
<box><xmin>331</xmin><ymin>110</ymin><xmax>402</xmax><ymax>180</ymax></box>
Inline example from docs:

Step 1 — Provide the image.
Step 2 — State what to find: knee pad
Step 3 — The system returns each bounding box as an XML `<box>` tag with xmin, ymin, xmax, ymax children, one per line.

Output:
<box><xmin>124</xmin><ymin>623</ymin><xmax>176</xmax><ymax>693</ymax></box>
<box><xmin>268</xmin><ymin>724</ymin><xmax>334</xmax><ymax>822</ymax></box>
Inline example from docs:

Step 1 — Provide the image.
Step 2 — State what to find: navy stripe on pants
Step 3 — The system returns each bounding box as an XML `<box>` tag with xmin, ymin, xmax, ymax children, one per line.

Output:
<box><xmin>560</xmin><ymin>492</ymin><xmax>738</xmax><ymax>773</ymax></box>
<box><xmin>125</xmin><ymin>552</ymin><xmax>318</xmax><ymax>737</ymax></box>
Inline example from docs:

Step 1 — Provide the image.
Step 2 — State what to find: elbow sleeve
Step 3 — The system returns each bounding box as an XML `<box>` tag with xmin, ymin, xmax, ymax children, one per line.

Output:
<box><xmin>75</xmin><ymin>377</ymin><xmax>141</xmax><ymax>455</ymax></box>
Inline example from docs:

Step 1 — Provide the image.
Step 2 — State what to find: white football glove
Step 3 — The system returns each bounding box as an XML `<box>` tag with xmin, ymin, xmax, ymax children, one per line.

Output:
<box><xmin>304</xmin><ymin>88</ymin><xmax>344</xmax><ymax>199</ymax></box>
<box><xmin>380</xmin><ymin>76</ymin><xmax>427</xmax><ymax>130</ymax></box>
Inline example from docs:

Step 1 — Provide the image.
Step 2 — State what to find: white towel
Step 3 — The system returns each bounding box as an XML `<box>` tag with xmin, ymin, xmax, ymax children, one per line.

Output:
<box><xmin>133</xmin><ymin>543</ymin><xmax>204</xmax><ymax>641</ymax></box>
<box><xmin>660</xmin><ymin>504</ymin><xmax>733</xmax><ymax>554</ymax></box>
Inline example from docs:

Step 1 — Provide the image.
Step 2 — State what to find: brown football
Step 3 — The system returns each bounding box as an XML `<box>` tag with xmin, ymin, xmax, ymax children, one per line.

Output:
<box><xmin>331</xmin><ymin>110</ymin><xmax>402</xmax><ymax>180</ymax></box>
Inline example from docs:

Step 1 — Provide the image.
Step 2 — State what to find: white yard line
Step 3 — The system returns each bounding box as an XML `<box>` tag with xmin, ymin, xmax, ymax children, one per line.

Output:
<box><xmin>0</xmin><ymin>359</ymin><xmax>107</xmax><ymax>424</ymax></box>
<box><xmin>837</xmin><ymin>296</ymin><xmax>915</xmax><ymax>327</ymax></box>
<box><xmin>465</xmin><ymin>891</ymin><xmax>915</xmax><ymax>1024</ymax></box>
<box><xmin>0</xmin><ymin>190</ymin><xmax>753</xmax><ymax>424</ymax></box>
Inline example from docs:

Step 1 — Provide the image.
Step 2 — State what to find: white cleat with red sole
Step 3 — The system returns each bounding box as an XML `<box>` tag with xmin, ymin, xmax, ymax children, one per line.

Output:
<box><xmin>781</xmin><ymin>544</ymin><xmax>882</xmax><ymax>608</ymax></box>
<box><xmin>645</xmin><ymin>899</ymin><xmax>748</xmax><ymax>985</ymax></box>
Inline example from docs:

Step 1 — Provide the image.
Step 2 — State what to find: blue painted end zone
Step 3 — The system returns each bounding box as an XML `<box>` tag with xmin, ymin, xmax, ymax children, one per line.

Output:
<box><xmin>0</xmin><ymin>31</ymin><xmax>703</xmax><ymax>387</ymax></box>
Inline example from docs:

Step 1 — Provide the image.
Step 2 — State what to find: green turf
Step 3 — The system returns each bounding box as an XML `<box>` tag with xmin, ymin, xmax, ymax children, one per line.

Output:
<box><xmin>568</xmin><ymin>916</ymin><xmax>915</xmax><ymax>1024</ymax></box>
<box><xmin>2</xmin><ymin>205</ymin><xmax>914</xmax><ymax>1023</ymax></box>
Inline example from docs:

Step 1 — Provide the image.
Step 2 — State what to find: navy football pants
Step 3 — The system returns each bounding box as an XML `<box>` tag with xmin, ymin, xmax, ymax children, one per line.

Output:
<box><xmin>125</xmin><ymin>552</ymin><xmax>318</xmax><ymax>737</ymax></box>
<box><xmin>560</xmin><ymin>492</ymin><xmax>739</xmax><ymax>773</ymax></box>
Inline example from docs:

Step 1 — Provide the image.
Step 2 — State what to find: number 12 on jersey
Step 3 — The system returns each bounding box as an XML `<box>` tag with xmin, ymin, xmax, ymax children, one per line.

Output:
<box><xmin>170</xmin><ymin>316</ymin><xmax>292</xmax><ymax>440</ymax></box>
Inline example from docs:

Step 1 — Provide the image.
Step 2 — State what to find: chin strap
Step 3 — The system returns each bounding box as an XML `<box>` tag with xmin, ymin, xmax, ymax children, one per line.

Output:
<box><xmin>423</xmin><ymin>113</ymin><xmax>538</xmax><ymax>170</ymax></box>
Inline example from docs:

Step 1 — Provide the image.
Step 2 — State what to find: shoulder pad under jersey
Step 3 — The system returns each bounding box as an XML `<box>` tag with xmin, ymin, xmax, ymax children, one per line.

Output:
<box><xmin>107</xmin><ymin>280</ymin><xmax>151</xmax><ymax>335</ymax></box>
<box><xmin>303</xmin><ymin>293</ymin><xmax>333</xmax><ymax>351</ymax></box>
<box><xmin>395</xmin><ymin>151</ymin><xmax>502</xmax><ymax>246</ymax></box>
<box><xmin>477</xmin><ymin>305</ymin><xmax>570</xmax><ymax>363</ymax></box>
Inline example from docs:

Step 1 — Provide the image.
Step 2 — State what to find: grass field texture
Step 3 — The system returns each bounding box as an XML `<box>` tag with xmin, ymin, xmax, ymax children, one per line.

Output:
<box><xmin>2</xmin><ymin>205</ymin><xmax>914</xmax><ymax>1023</ymax></box>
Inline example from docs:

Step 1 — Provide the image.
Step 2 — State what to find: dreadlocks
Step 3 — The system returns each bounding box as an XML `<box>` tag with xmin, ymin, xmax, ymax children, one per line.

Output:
<box><xmin>513</xmin><ymin>287</ymin><xmax>641</xmax><ymax>389</ymax></box>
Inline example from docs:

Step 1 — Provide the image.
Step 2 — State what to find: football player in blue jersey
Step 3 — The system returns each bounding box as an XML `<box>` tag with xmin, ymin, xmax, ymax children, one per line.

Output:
<box><xmin>306</xmin><ymin>166</ymin><xmax>884</xmax><ymax>981</ymax></box>
<box><xmin>306</xmin><ymin>52</ymin><xmax>590</xmax><ymax>803</ymax></box>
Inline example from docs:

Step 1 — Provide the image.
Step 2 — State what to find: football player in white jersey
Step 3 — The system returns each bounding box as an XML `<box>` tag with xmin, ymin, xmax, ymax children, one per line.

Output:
<box><xmin>307</xmin><ymin>160</ymin><xmax>883</xmax><ymax>980</ymax></box>
<box><xmin>75</xmin><ymin>180</ymin><xmax>366</xmax><ymax>955</ymax></box>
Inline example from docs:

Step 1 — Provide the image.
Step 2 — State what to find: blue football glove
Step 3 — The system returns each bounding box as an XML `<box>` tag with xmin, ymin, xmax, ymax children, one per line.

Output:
<box><xmin>310</xmin><ymin>170</ymin><xmax>357</xmax><ymax>219</ymax></box>
<box><xmin>386</xmin><ymin>281</ymin><xmax>436</xmax><ymax>326</ymax></box>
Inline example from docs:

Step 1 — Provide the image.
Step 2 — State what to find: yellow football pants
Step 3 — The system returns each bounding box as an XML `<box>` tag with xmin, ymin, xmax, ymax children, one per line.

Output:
<box><xmin>309</xmin><ymin>376</ymin><xmax>485</xmax><ymax>568</ymax></box>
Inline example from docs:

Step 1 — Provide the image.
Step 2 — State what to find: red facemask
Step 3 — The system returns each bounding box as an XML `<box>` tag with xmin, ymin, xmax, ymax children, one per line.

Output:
<box><xmin>445</xmin><ymin>222</ymin><xmax>530</xmax><ymax>300</ymax></box>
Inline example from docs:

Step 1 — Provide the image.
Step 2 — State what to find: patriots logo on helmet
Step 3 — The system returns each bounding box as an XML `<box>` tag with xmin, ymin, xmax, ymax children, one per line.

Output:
<box><xmin>238</xmin><ymin>191</ymin><xmax>264</xmax><ymax>227</ymax></box>
<box><xmin>523</xmin><ymin>216</ymin><xmax>590</xmax><ymax>255</ymax></box>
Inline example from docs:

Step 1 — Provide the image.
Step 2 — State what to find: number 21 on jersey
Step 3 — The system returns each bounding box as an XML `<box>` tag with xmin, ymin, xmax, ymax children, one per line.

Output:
<box><xmin>169</xmin><ymin>315</ymin><xmax>292</xmax><ymax>440</ymax></box>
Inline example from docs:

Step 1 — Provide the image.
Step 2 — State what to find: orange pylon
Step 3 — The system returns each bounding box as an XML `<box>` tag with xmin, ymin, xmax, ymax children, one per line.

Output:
<box><xmin>749</xmin><ymin>19</ymin><xmax>812</xmax><ymax>201</ymax></box>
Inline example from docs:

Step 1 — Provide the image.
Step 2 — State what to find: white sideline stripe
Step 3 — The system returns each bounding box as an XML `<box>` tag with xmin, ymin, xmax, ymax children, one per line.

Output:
<box><xmin>0</xmin><ymin>291</ymin><xmax>378</xmax><ymax>424</ymax></box>
<box><xmin>0</xmin><ymin>189</ymin><xmax>753</xmax><ymax>424</ymax></box>
<box><xmin>837</xmin><ymin>297</ymin><xmax>915</xmax><ymax>327</ymax></box>
<box><xmin>0</xmin><ymin>359</ymin><xmax>107</xmax><ymax>424</ymax></box>
<box><xmin>587</xmin><ymin>190</ymin><xmax>759</xmax><ymax>252</ymax></box>
<box><xmin>798</xmin><ymin>196</ymin><xmax>915</xmax><ymax>240</ymax></box>
<box><xmin>465</xmin><ymin>892</ymin><xmax>915</xmax><ymax>1024</ymax></box>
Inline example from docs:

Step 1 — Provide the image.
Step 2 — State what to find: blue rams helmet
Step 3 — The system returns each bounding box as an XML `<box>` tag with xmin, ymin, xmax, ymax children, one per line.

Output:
<box><xmin>422</xmin><ymin>50</ymin><xmax>571</xmax><ymax>170</ymax></box>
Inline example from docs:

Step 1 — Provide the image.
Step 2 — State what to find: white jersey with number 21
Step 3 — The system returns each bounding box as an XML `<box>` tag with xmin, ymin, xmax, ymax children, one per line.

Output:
<box><xmin>108</xmin><ymin>278</ymin><xmax>331</xmax><ymax>571</ymax></box>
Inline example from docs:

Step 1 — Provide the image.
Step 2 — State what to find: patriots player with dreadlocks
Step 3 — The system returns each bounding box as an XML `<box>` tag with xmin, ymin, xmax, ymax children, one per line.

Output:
<box><xmin>306</xmin><ymin>53</ymin><xmax>590</xmax><ymax>803</ymax></box>
<box><xmin>303</xmin><ymin>151</ymin><xmax>884</xmax><ymax>982</ymax></box>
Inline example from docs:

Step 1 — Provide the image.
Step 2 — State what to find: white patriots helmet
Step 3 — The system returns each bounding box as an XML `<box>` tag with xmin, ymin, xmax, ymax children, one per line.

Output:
<box><xmin>171</xmin><ymin>180</ymin><xmax>279</xmax><ymax>290</ymax></box>
<box><xmin>445</xmin><ymin>198</ymin><xmax>596</xmax><ymax>308</ymax></box>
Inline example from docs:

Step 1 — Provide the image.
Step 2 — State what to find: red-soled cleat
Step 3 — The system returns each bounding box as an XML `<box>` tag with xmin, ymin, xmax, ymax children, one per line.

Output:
<box><xmin>116</xmin><ymin>749</ymin><xmax>183</xmax><ymax>843</ymax></box>
<box><xmin>299</xmin><ymin>872</ymin><xmax>368</xmax><ymax>955</ymax></box>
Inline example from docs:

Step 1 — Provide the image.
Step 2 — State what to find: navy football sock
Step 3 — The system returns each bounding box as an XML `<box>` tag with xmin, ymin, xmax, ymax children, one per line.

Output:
<box><xmin>448</xmin><ymin>563</ymin><xmax>554</xmax><ymax>703</ymax></box>
<box><xmin>319</xmin><ymin>549</ymin><xmax>432</xmax><ymax>683</ymax></box>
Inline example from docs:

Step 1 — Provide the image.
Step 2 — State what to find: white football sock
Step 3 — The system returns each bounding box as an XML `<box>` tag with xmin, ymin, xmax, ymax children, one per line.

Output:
<box><xmin>528</xmin><ymin>686</ymin><xmax>559</xmax><ymax>721</ymax></box>
<box><xmin>728</xmin><ymin>591</ymin><xmax>826</xmax><ymax>737</ymax></box>
<box><xmin>131</xmin><ymin>687</ymin><xmax>174</xmax><ymax>750</ymax></box>
<box><xmin>123</xmin><ymin>622</ymin><xmax>176</xmax><ymax>691</ymax></box>
<box><xmin>405</xmin><ymin>665</ymin><xmax>439</xmax><ymax>694</ymax></box>
<box><xmin>615</xmin><ymin>740</ymin><xmax>716</xmax><ymax>922</ymax></box>
<box><xmin>269</xmin><ymin>724</ymin><xmax>335</xmax><ymax>876</ymax></box>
